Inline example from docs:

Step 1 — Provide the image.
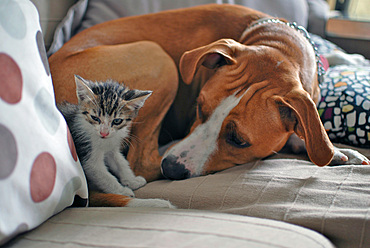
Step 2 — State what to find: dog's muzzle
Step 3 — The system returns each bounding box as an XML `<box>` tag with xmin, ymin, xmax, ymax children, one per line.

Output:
<box><xmin>161</xmin><ymin>155</ymin><xmax>191</xmax><ymax>180</ymax></box>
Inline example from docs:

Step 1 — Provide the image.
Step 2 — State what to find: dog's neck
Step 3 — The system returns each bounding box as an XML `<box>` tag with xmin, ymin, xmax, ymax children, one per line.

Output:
<box><xmin>241</xmin><ymin>18</ymin><xmax>326</xmax><ymax>84</ymax></box>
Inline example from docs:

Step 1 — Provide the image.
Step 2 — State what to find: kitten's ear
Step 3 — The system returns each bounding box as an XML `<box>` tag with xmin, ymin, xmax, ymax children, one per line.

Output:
<box><xmin>126</xmin><ymin>90</ymin><xmax>152</xmax><ymax>111</ymax></box>
<box><xmin>74</xmin><ymin>75</ymin><xmax>96</xmax><ymax>103</ymax></box>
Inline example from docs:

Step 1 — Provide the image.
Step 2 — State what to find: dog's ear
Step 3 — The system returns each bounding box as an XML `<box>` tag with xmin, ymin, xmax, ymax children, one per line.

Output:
<box><xmin>273</xmin><ymin>89</ymin><xmax>334</xmax><ymax>166</ymax></box>
<box><xmin>179</xmin><ymin>39</ymin><xmax>238</xmax><ymax>84</ymax></box>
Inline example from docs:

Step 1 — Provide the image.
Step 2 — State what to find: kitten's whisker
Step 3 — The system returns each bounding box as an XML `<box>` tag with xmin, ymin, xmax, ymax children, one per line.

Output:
<box><xmin>121</xmin><ymin>133</ymin><xmax>143</xmax><ymax>153</ymax></box>
<box><xmin>121</xmin><ymin>139</ymin><xmax>131</xmax><ymax>148</ymax></box>
<box><xmin>129</xmin><ymin>134</ymin><xmax>142</xmax><ymax>145</ymax></box>
<box><xmin>122</xmin><ymin>138</ymin><xmax>136</xmax><ymax>152</ymax></box>
<box><xmin>130</xmin><ymin>121</ymin><xmax>144</xmax><ymax>125</ymax></box>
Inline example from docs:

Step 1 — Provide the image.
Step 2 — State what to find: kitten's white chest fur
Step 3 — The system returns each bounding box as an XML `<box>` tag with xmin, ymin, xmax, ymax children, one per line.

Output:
<box><xmin>77</xmin><ymin>113</ymin><xmax>146</xmax><ymax>197</ymax></box>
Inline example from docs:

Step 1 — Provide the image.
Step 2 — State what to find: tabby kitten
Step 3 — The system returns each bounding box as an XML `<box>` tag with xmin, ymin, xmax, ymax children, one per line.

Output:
<box><xmin>58</xmin><ymin>75</ymin><xmax>151</xmax><ymax>197</ymax></box>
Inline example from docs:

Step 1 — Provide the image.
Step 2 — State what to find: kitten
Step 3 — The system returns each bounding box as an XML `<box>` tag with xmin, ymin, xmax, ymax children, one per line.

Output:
<box><xmin>58</xmin><ymin>75</ymin><xmax>151</xmax><ymax>197</ymax></box>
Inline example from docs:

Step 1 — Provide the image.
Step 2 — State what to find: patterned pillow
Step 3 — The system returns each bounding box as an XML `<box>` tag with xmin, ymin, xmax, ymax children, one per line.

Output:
<box><xmin>310</xmin><ymin>33</ymin><xmax>343</xmax><ymax>54</ymax></box>
<box><xmin>0</xmin><ymin>1</ymin><xmax>88</xmax><ymax>245</ymax></box>
<box><xmin>311</xmin><ymin>34</ymin><xmax>370</xmax><ymax>148</ymax></box>
<box><xmin>318</xmin><ymin>65</ymin><xmax>370</xmax><ymax>147</ymax></box>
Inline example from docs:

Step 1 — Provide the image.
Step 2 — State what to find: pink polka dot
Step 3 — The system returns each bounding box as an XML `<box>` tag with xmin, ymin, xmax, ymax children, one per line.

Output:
<box><xmin>30</xmin><ymin>152</ymin><xmax>56</xmax><ymax>203</ymax></box>
<box><xmin>0</xmin><ymin>53</ymin><xmax>23</xmax><ymax>104</ymax></box>
<box><xmin>67</xmin><ymin>126</ymin><xmax>78</xmax><ymax>162</ymax></box>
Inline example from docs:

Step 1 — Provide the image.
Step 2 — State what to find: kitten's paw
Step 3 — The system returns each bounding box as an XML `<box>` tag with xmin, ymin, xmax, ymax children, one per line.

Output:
<box><xmin>119</xmin><ymin>187</ymin><xmax>135</xmax><ymax>197</ymax></box>
<box><xmin>330</xmin><ymin>148</ymin><xmax>370</xmax><ymax>166</ymax></box>
<box><xmin>127</xmin><ymin>198</ymin><xmax>176</xmax><ymax>208</ymax></box>
<box><xmin>124</xmin><ymin>176</ymin><xmax>147</xmax><ymax>190</ymax></box>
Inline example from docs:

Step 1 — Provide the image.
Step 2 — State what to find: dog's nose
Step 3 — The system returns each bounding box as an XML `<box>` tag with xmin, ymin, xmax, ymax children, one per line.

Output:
<box><xmin>161</xmin><ymin>155</ymin><xmax>190</xmax><ymax>180</ymax></box>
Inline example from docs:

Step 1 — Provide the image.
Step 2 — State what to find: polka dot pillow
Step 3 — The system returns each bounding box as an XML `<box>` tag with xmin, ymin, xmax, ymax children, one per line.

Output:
<box><xmin>0</xmin><ymin>0</ymin><xmax>88</xmax><ymax>245</ymax></box>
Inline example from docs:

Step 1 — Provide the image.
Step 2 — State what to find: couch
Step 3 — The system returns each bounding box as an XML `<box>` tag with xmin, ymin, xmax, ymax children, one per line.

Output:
<box><xmin>1</xmin><ymin>1</ymin><xmax>369</xmax><ymax>247</ymax></box>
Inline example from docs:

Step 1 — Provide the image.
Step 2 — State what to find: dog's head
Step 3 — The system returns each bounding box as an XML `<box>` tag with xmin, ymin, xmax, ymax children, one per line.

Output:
<box><xmin>161</xmin><ymin>38</ymin><xmax>334</xmax><ymax>180</ymax></box>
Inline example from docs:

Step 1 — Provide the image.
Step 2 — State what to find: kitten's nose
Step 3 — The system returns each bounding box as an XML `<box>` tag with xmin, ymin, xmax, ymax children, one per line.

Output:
<box><xmin>100</xmin><ymin>131</ymin><xmax>109</xmax><ymax>138</ymax></box>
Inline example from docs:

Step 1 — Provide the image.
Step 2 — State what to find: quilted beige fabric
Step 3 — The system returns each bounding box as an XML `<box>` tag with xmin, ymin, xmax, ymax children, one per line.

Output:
<box><xmin>5</xmin><ymin>208</ymin><xmax>334</xmax><ymax>248</ymax></box>
<box><xmin>136</xmin><ymin>145</ymin><xmax>370</xmax><ymax>248</ymax></box>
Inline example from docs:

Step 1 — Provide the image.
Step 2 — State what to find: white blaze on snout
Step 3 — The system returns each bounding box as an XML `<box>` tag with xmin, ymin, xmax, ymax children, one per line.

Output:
<box><xmin>163</xmin><ymin>92</ymin><xmax>246</xmax><ymax>176</ymax></box>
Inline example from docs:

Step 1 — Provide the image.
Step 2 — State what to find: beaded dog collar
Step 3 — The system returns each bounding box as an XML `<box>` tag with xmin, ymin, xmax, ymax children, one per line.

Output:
<box><xmin>246</xmin><ymin>18</ymin><xmax>326</xmax><ymax>84</ymax></box>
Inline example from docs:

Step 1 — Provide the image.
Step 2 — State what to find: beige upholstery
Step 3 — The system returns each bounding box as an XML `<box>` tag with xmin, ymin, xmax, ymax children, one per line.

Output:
<box><xmin>5</xmin><ymin>208</ymin><xmax>334</xmax><ymax>248</ymax></box>
<box><xmin>136</xmin><ymin>145</ymin><xmax>370</xmax><ymax>248</ymax></box>
<box><xmin>30</xmin><ymin>0</ymin><xmax>77</xmax><ymax>50</ymax></box>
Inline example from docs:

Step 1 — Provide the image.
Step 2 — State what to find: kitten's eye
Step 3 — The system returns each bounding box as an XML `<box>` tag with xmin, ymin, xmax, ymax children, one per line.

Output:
<box><xmin>90</xmin><ymin>115</ymin><xmax>101</xmax><ymax>123</ymax></box>
<box><xmin>112</xmin><ymin>118</ymin><xmax>123</xmax><ymax>126</ymax></box>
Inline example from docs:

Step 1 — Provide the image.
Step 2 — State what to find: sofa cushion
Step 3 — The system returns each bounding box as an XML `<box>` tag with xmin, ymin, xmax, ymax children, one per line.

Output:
<box><xmin>5</xmin><ymin>207</ymin><xmax>334</xmax><ymax>248</ymax></box>
<box><xmin>76</xmin><ymin>0</ymin><xmax>309</xmax><ymax>33</ymax></box>
<box><xmin>135</xmin><ymin>145</ymin><xmax>370</xmax><ymax>248</ymax></box>
<box><xmin>47</xmin><ymin>0</ymin><xmax>312</xmax><ymax>55</ymax></box>
<box><xmin>0</xmin><ymin>1</ymin><xmax>88</xmax><ymax>245</ymax></box>
<box><xmin>30</xmin><ymin>0</ymin><xmax>86</xmax><ymax>52</ymax></box>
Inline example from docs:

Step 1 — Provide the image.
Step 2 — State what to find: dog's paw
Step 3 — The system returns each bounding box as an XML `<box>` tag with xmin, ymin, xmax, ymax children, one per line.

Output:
<box><xmin>124</xmin><ymin>176</ymin><xmax>147</xmax><ymax>190</ymax></box>
<box><xmin>330</xmin><ymin>148</ymin><xmax>370</xmax><ymax>166</ymax></box>
<box><xmin>127</xmin><ymin>198</ymin><xmax>176</xmax><ymax>208</ymax></box>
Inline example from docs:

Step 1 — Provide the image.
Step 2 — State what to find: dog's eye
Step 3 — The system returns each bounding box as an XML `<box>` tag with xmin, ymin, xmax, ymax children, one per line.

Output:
<box><xmin>226</xmin><ymin>130</ymin><xmax>251</xmax><ymax>148</ymax></box>
<box><xmin>197</xmin><ymin>104</ymin><xmax>203</xmax><ymax>120</ymax></box>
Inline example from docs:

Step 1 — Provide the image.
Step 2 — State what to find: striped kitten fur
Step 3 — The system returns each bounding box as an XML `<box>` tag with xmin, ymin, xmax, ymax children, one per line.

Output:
<box><xmin>58</xmin><ymin>75</ymin><xmax>174</xmax><ymax>208</ymax></box>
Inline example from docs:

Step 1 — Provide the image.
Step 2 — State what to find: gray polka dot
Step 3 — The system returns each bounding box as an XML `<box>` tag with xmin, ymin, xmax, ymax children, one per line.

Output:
<box><xmin>36</xmin><ymin>31</ymin><xmax>50</xmax><ymax>76</ymax></box>
<box><xmin>34</xmin><ymin>88</ymin><xmax>60</xmax><ymax>135</ymax></box>
<box><xmin>0</xmin><ymin>124</ymin><xmax>18</xmax><ymax>179</ymax></box>
<box><xmin>2</xmin><ymin>223</ymin><xmax>29</xmax><ymax>244</ymax></box>
<box><xmin>0</xmin><ymin>1</ymin><xmax>26</xmax><ymax>39</ymax></box>
<box><xmin>15</xmin><ymin>223</ymin><xmax>29</xmax><ymax>233</ymax></box>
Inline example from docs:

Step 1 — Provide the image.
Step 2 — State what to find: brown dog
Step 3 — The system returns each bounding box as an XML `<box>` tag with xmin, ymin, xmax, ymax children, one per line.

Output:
<box><xmin>49</xmin><ymin>4</ymin><xmax>369</xmax><ymax>205</ymax></box>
